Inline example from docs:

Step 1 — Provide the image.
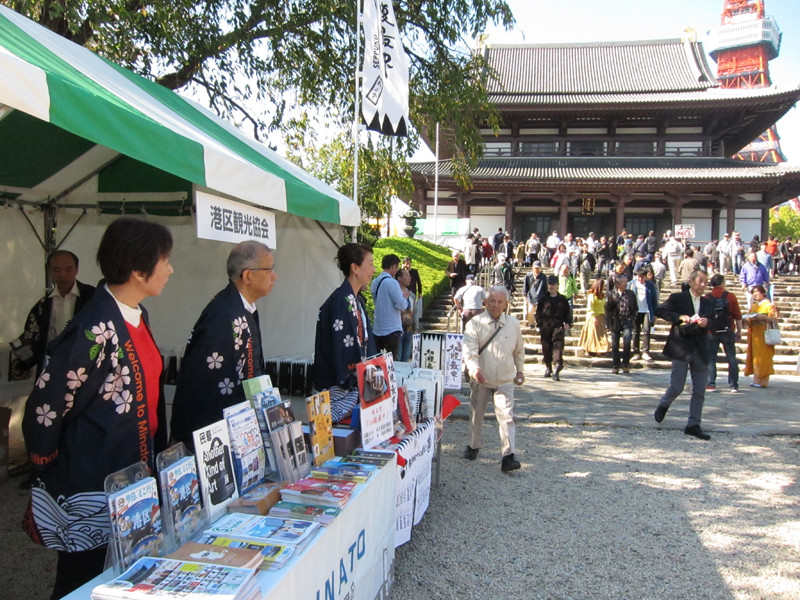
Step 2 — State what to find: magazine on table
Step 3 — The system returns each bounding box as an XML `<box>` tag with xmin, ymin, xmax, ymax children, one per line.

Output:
<box><xmin>159</xmin><ymin>455</ymin><xmax>204</xmax><ymax>547</ymax></box>
<box><xmin>222</xmin><ymin>401</ymin><xmax>267</xmax><ymax>494</ymax></box>
<box><xmin>166</xmin><ymin>541</ymin><xmax>264</xmax><ymax>570</ymax></box>
<box><xmin>89</xmin><ymin>556</ymin><xmax>258</xmax><ymax>600</ymax></box>
<box><xmin>205</xmin><ymin>513</ymin><xmax>321</xmax><ymax>551</ymax></box>
<box><xmin>305</xmin><ymin>390</ymin><xmax>335</xmax><ymax>466</ymax></box>
<box><xmin>193</xmin><ymin>533</ymin><xmax>294</xmax><ymax>570</ymax></box>
<box><xmin>107</xmin><ymin>477</ymin><xmax>164</xmax><ymax>570</ymax></box>
<box><xmin>268</xmin><ymin>500</ymin><xmax>341</xmax><ymax>526</ymax></box>
<box><xmin>280</xmin><ymin>477</ymin><xmax>357</xmax><ymax>508</ymax></box>
<box><xmin>192</xmin><ymin>419</ymin><xmax>239</xmax><ymax>521</ymax></box>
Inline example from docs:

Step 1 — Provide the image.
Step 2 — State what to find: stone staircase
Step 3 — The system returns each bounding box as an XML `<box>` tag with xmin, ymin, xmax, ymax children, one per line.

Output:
<box><xmin>421</xmin><ymin>269</ymin><xmax>800</xmax><ymax>375</ymax></box>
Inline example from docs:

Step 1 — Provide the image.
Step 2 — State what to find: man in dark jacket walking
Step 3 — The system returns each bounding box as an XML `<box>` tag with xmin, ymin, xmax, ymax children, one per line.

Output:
<box><xmin>653</xmin><ymin>270</ymin><xmax>714</xmax><ymax>440</ymax></box>
<box><xmin>605</xmin><ymin>274</ymin><xmax>637</xmax><ymax>374</ymax></box>
<box><xmin>535</xmin><ymin>275</ymin><xmax>572</xmax><ymax>381</ymax></box>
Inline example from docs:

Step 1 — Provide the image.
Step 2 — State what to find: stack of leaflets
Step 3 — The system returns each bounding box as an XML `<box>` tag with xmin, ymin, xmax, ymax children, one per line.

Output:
<box><xmin>310</xmin><ymin>458</ymin><xmax>376</xmax><ymax>483</ymax></box>
<box><xmin>305</xmin><ymin>391</ymin><xmax>335</xmax><ymax>466</ymax></box>
<box><xmin>159</xmin><ymin>455</ymin><xmax>204</xmax><ymax>546</ymax></box>
<box><xmin>90</xmin><ymin>557</ymin><xmax>259</xmax><ymax>600</ymax></box>
<box><xmin>248</xmin><ymin>386</ymin><xmax>282</xmax><ymax>472</ymax></box>
<box><xmin>193</xmin><ymin>420</ymin><xmax>239</xmax><ymax>521</ymax></box>
<box><xmin>268</xmin><ymin>501</ymin><xmax>341</xmax><ymax>526</ymax></box>
<box><xmin>262</xmin><ymin>400</ymin><xmax>311</xmax><ymax>483</ymax></box>
<box><xmin>227</xmin><ymin>481</ymin><xmax>284</xmax><ymax>516</ymax></box>
<box><xmin>222</xmin><ymin>401</ymin><xmax>267</xmax><ymax>495</ymax></box>
<box><xmin>346</xmin><ymin>449</ymin><xmax>396</xmax><ymax>467</ymax></box>
<box><xmin>280</xmin><ymin>477</ymin><xmax>357</xmax><ymax>508</ymax></box>
<box><xmin>167</xmin><ymin>541</ymin><xmax>263</xmax><ymax>570</ymax></box>
<box><xmin>107</xmin><ymin>477</ymin><xmax>165</xmax><ymax>570</ymax></box>
<box><xmin>205</xmin><ymin>512</ymin><xmax>321</xmax><ymax>553</ymax></box>
<box><xmin>193</xmin><ymin>533</ymin><xmax>294</xmax><ymax>571</ymax></box>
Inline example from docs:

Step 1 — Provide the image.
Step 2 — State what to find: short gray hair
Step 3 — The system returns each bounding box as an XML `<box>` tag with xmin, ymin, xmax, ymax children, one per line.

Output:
<box><xmin>488</xmin><ymin>285</ymin><xmax>509</xmax><ymax>300</ymax></box>
<box><xmin>227</xmin><ymin>240</ymin><xmax>272</xmax><ymax>281</ymax></box>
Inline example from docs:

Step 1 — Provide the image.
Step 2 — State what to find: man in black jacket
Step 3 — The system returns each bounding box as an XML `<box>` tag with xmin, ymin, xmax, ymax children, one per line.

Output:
<box><xmin>10</xmin><ymin>250</ymin><xmax>95</xmax><ymax>380</ymax></box>
<box><xmin>605</xmin><ymin>275</ymin><xmax>637</xmax><ymax>374</ymax></box>
<box><xmin>535</xmin><ymin>275</ymin><xmax>572</xmax><ymax>381</ymax></box>
<box><xmin>523</xmin><ymin>261</ymin><xmax>547</xmax><ymax>326</ymax></box>
<box><xmin>653</xmin><ymin>270</ymin><xmax>714</xmax><ymax>440</ymax></box>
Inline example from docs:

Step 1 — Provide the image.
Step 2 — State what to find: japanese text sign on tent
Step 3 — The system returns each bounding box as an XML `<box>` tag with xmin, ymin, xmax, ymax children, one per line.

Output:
<box><xmin>196</xmin><ymin>191</ymin><xmax>277</xmax><ymax>248</ymax></box>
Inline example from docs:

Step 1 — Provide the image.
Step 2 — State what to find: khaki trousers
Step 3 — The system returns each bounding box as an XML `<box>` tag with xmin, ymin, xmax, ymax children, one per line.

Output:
<box><xmin>469</xmin><ymin>381</ymin><xmax>516</xmax><ymax>457</ymax></box>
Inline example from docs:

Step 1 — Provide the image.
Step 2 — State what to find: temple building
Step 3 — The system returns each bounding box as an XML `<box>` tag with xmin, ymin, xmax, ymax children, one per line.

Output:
<box><xmin>410</xmin><ymin>37</ymin><xmax>800</xmax><ymax>241</ymax></box>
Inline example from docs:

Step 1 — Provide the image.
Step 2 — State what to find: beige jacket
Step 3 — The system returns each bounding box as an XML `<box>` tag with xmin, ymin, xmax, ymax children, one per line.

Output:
<box><xmin>463</xmin><ymin>311</ymin><xmax>525</xmax><ymax>387</ymax></box>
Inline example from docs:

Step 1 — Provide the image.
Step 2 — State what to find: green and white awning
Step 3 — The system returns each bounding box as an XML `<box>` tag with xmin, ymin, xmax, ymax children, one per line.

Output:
<box><xmin>0</xmin><ymin>5</ymin><xmax>359</xmax><ymax>226</ymax></box>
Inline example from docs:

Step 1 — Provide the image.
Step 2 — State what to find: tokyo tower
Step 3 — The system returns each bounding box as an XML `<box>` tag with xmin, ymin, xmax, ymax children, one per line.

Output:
<box><xmin>708</xmin><ymin>0</ymin><xmax>785</xmax><ymax>163</ymax></box>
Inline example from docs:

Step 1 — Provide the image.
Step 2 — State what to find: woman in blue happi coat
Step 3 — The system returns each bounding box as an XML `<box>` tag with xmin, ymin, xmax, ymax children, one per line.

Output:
<box><xmin>22</xmin><ymin>218</ymin><xmax>174</xmax><ymax>599</ymax></box>
<box><xmin>314</xmin><ymin>243</ymin><xmax>377</xmax><ymax>422</ymax></box>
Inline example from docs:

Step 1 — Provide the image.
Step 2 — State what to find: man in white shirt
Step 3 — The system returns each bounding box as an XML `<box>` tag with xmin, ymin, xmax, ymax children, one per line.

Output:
<box><xmin>10</xmin><ymin>250</ymin><xmax>95</xmax><ymax>379</ymax></box>
<box><xmin>453</xmin><ymin>275</ymin><xmax>486</xmax><ymax>329</ymax></box>
<box><xmin>662</xmin><ymin>235</ymin><xmax>684</xmax><ymax>284</ymax></box>
<box><xmin>462</xmin><ymin>287</ymin><xmax>525</xmax><ymax>472</ymax></box>
<box><xmin>716</xmin><ymin>233</ymin><xmax>733</xmax><ymax>274</ymax></box>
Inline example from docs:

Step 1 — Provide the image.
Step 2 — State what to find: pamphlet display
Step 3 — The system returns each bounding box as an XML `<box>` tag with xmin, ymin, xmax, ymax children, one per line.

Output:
<box><xmin>104</xmin><ymin>462</ymin><xmax>166</xmax><ymax>572</ymax></box>
<box><xmin>304</xmin><ymin>391</ymin><xmax>335</xmax><ymax>466</ymax></box>
<box><xmin>192</xmin><ymin>419</ymin><xmax>239</xmax><ymax>521</ymax></box>
<box><xmin>222</xmin><ymin>401</ymin><xmax>267</xmax><ymax>494</ymax></box>
<box><xmin>156</xmin><ymin>444</ymin><xmax>207</xmax><ymax>549</ymax></box>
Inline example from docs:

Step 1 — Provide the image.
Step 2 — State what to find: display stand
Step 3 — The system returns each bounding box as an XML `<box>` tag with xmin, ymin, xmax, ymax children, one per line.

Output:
<box><xmin>104</xmin><ymin>461</ymin><xmax>165</xmax><ymax>573</ymax></box>
<box><xmin>156</xmin><ymin>443</ymin><xmax>210</xmax><ymax>549</ymax></box>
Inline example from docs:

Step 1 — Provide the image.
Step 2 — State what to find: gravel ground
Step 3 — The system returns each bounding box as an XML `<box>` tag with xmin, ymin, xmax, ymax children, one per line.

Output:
<box><xmin>3</xmin><ymin>368</ymin><xmax>799</xmax><ymax>600</ymax></box>
<box><xmin>393</xmin><ymin>420</ymin><xmax>800</xmax><ymax>600</ymax></box>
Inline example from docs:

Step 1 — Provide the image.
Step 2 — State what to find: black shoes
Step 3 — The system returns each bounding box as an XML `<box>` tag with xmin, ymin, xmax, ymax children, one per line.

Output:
<box><xmin>463</xmin><ymin>445</ymin><xmax>479</xmax><ymax>460</ymax></box>
<box><xmin>501</xmin><ymin>453</ymin><xmax>521</xmax><ymax>472</ymax></box>
<box><xmin>684</xmin><ymin>425</ymin><xmax>711</xmax><ymax>440</ymax></box>
<box><xmin>553</xmin><ymin>366</ymin><xmax>562</xmax><ymax>381</ymax></box>
<box><xmin>654</xmin><ymin>405</ymin><xmax>668</xmax><ymax>423</ymax></box>
<box><xmin>543</xmin><ymin>367</ymin><xmax>552</xmax><ymax>378</ymax></box>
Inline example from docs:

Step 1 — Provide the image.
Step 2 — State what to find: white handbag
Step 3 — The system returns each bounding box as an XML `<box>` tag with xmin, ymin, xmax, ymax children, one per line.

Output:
<box><xmin>764</xmin><ymin>322</ymin><xmax>781</xmax><ymax>346</ymax></box>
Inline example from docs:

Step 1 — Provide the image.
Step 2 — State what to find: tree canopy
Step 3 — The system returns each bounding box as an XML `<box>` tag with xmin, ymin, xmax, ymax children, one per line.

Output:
<box><xmin>6</xmin><ymin>0</ymin><xmax>514</xmax><ymax>203</ymax></box>
<box><xmin>770</xmin><ymin>204</ymin><xmax>800</xmax><ymax>240</ymax></box>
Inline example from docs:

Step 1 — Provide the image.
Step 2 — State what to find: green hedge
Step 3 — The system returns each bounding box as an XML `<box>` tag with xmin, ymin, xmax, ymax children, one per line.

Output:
<box><xmin>363</xmin><ymin>237</ymin><xmax>452</xmax><ymax>318</ymax></box>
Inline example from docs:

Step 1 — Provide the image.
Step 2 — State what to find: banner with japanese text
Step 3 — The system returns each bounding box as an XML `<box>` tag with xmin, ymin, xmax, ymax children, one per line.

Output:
<box><xmin>196</xmin><ymin>191</ymin><xmax>277</xmax><ymax>248</ymax></box>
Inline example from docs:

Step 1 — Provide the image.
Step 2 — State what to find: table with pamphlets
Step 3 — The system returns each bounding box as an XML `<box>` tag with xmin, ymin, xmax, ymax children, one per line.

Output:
<box><xmin>64</xmin><ymin>457</ymin><xmax>397</xmax><ymax>600</ymax></box>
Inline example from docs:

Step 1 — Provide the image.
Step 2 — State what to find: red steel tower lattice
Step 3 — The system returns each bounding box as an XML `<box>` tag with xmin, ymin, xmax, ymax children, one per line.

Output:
<box><xmin>708</xmin><ymin>0</ymin><xmax>785</xmax><ymax>163</ymax></box>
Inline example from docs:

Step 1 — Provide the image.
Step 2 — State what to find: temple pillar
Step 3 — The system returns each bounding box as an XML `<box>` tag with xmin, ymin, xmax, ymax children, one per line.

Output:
<box><xmin>710</xmin><ymin>209</ymin><xmax>720</xmax><ymax>241</ymax></box>
<box><xmin>613</xmin><ymin>194</ymin><xmax>629</xmax><ymax>235</ymax></box>
<box><xmin>457</xmin><ymin>193</ymin><xmax>471</xmax><ymax>220</ymax></box>
<box><xmin>505</xmin><ymin>195</ymin><xmax>514</xmax><ymax>234</ymax></box>
<box><xmin>559</xmin><ymin>196</ymin><xmax>569</xmax><ymax>236</ymax></box>
<box><xmin>727</xmin><ymin>203</ymin><xmax>737</xmax><ymax>234</ymax></box>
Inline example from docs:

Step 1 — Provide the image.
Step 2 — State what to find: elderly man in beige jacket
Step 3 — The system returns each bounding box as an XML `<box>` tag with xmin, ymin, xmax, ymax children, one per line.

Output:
<box><xmin>462</xmin><ymin>286</ymin><xmax>526</xmax><ymax>472</ymax></box>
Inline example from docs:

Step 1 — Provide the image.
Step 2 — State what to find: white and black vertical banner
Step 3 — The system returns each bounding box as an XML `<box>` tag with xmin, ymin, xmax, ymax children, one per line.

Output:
<box><xmin>361</xmin><ymin>0</ymin><xmax>410</xmax><ymax>136</ymax></box>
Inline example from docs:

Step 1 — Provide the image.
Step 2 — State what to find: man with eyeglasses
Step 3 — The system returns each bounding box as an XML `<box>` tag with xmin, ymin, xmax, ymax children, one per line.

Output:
<box><xmin>170</xmin><ymin>240</ymin><xmax>277</xmax><ymax>446</ymax></box>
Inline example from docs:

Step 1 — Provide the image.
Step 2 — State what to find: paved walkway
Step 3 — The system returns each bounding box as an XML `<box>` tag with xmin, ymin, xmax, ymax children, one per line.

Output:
<box><xmin>449</xmin><ymin>364</ymin><xmax>800</xmax><ymax>437</ymax></box>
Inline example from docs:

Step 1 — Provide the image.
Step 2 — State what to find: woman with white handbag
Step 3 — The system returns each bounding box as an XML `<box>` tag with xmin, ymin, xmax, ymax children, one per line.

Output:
<box><xmin>743</xmin><ymin>284</ymin><xmax>780</xmax><ymax>388</ymax></box>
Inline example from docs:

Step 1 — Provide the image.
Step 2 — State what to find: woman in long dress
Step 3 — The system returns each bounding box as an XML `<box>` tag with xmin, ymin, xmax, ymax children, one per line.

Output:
<box><xmin>743</xmin><ymin>284</ymin><xmax>780</xmax><ymax>388</ymax></box>
<box><xmin>577</xmin><ymin>278</ymin><xmax>609</xmax><ymax>356</ymax></box>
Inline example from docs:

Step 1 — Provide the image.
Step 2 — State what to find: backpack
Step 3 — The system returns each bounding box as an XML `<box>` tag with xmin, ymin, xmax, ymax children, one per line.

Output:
<box><xmin>707</xmin><ymin>291</ymin><xmax>731</xmax><ymax>333</ymax></box>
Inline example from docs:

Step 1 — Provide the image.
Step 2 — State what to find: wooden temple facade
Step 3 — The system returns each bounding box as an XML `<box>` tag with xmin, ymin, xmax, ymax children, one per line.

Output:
<box><xmin>410</xmin><ymin>39</ymin><xmax>800</xmax><ymax>241</ymax></box>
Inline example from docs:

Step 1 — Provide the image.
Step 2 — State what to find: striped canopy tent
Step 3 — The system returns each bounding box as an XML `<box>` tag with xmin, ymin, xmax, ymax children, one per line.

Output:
<box><xmin>0</xmin><ymin>4</ymin><xmax>359</xmax><ymax>226</ymax></box>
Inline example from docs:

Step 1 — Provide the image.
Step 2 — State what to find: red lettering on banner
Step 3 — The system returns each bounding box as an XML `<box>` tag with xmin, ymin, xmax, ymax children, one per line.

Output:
<box><xmin>246</xmin><ymin>338</ymin><xmax>254</xmax><ymax>379</ymax></box>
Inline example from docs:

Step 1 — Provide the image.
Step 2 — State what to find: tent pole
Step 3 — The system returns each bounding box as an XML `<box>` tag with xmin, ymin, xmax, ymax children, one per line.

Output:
<box><xmin>433</xmin><ymin>122</ymin><xmax>440</xmax><ymax>246</ymax></box>
<box><xmin>352</xmin><ymin>0</ymin><xmax>362</xmax><ymax>229</ymax></box>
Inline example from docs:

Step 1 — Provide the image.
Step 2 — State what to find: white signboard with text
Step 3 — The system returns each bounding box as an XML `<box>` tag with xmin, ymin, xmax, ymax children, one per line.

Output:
<box><xmin>196</xmin><ymin>191</ymin><xmax>277</xmax><ymax>248</ymax></box>
<box><xmin>674</xmin><ymin>223</ymin><xmax>695</xmax><ymax>239</ymax></box>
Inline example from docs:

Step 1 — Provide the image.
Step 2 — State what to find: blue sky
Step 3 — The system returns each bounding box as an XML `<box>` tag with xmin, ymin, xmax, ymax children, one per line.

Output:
<box><xmin>417</xmin><ymin>0</ymin><xmax>800</xmax><ymax>161</ymax></box>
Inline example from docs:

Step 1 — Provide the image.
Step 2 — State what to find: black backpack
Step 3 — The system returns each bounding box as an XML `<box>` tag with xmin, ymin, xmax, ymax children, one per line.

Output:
<box><xmin>707</xmin><ymin>291</ymin><xmax>731</xmax><ymax>333</ymax></box>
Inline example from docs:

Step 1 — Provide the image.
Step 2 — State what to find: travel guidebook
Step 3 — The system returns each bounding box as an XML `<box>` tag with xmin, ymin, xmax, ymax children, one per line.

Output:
<box><xmin>159</xmin><ymin>455</ymin><xmax>203</xmax><ymax>546</ymax></box>
<box><xmin>248</xmin><ymin>385</ymin><xmax>282</xmax><ymax>472</ymax></box>
<box><xmin>305</xmin><ymin>390</ymin><xmax>335</xmax><ymax>467</ymax></box>
<box><xmin>310</xmin><ymin>459</ymin><xmax>375</xmax><ymax>483</ymax></box>
<box><xmin>107</xmin><ymin>477</ymin><xmax>164</xmax><ymax>570</ymax></box>
<box><xmin>166</xmin><ymin>542</ymin><xmax>264</xmax><ymax>570</ymax></box>
<box><xmin>205</xmin><ymin>513</ymin><xmax>321</xmax><ymax>551</ymax></box>
<box><xmin>280</xmin><ymin>477</ymin><xmax>357</xmax><ymax>508</ymax></box>
<box><xmin>194</xmin><ymin>533</ymin><xmax>294</xmax><ymax>570</ymax></box>
<box><xmin>222</xmin><ymin>401</ymin><xmax>267</xmax><ymax>494</ymax></box>
<box><xmin>268</xmin><ymin>501</ymin><xmax>341</xmax><ymax>526</ymax></box>
<box><xmin>89</xmin><ymin>556</ymin><xmax>259</xmax><ymax>600</ymax></box>
<box><xmin>193</xmin><ymin>419</ymin><xmax>239</xmax><ymax>521</ymax></box>
<box><xmin>227</xmin><ymin>481</ymin><xmax>284</xmax><ymax>515</ymax></box>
